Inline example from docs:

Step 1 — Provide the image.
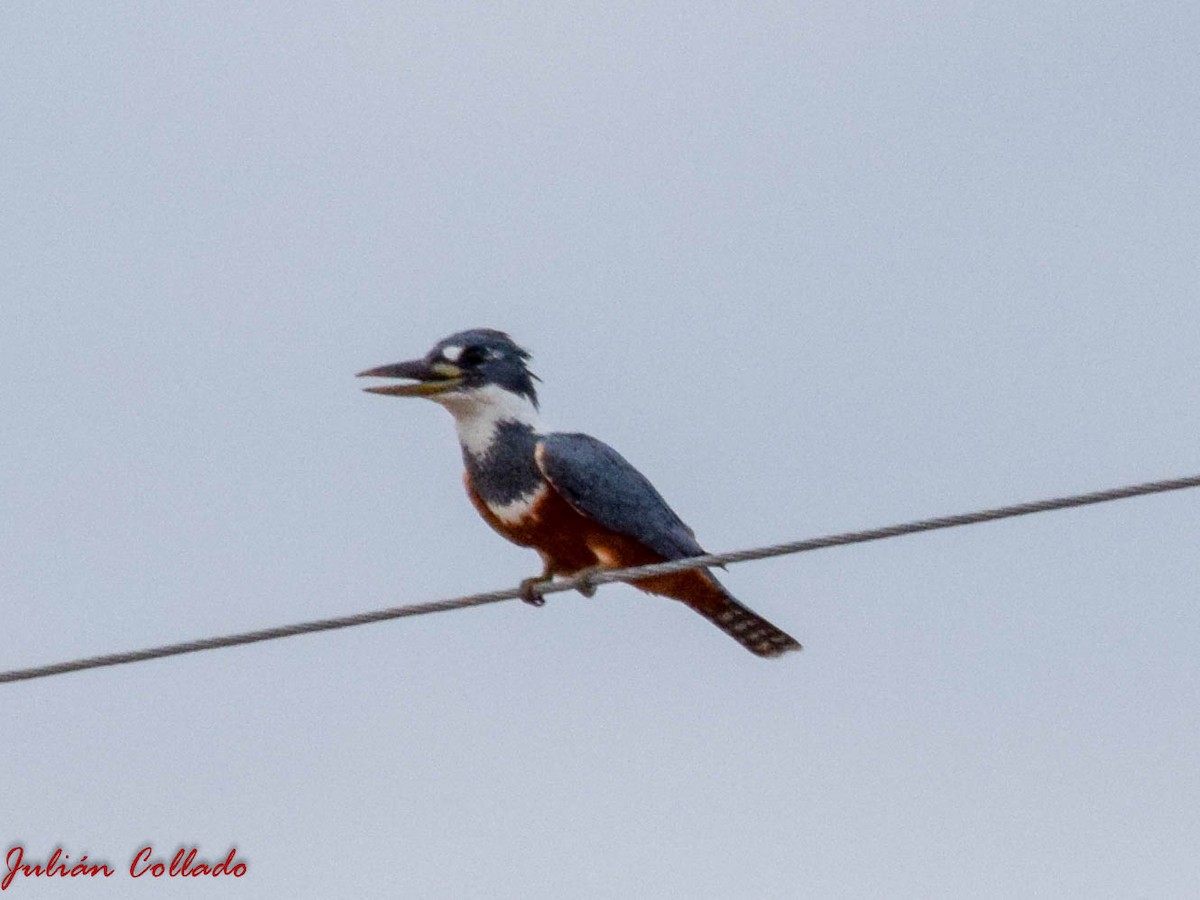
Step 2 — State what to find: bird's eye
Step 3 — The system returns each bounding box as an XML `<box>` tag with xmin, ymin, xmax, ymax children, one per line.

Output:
<box><xmin>459</xmin><ymin>345</ymin><xmax>489</xmax><ymax>366</ymax></box>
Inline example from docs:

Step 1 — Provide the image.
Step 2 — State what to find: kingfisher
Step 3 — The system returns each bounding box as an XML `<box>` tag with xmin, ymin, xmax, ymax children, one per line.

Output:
<box><xmin>358</xmin><ymin>329</ymin><xmax>801</xmax><ymax>658</ymax></box>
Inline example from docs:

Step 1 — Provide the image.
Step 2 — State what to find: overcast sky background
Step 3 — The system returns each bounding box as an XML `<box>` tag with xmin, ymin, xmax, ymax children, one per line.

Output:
<box><xmin>4</xmin><ymin>3</ymin><xmax>1199</xmax><ymax>898</ymax></box>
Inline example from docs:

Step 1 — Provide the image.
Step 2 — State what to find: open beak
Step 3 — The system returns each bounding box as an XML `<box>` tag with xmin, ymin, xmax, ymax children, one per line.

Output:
<box><xmin>356</xmin><ymin>358</ymin><xmax>465</xmax><ymax>397</ymax></box>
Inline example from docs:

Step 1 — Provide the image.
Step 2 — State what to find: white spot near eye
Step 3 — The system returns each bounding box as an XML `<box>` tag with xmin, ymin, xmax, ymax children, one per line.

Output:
<box><xmin>441</xmin><ymin>345</ymin><xmax>463</xmax><ymax>362</ymax></box>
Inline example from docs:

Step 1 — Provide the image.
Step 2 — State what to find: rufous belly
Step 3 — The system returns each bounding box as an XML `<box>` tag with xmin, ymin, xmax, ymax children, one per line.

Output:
<box><xmin>464</xmin><ymin>473</ymin><xmax>729</xmax><ymax>617</ymax></box>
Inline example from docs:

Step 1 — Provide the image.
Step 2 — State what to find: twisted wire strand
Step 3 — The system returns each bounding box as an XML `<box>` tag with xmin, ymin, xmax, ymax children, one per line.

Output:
<box><xmin>3</xmin><ymin>473</ymin><xmax>1197</xmax><ymax>685</ymax></box>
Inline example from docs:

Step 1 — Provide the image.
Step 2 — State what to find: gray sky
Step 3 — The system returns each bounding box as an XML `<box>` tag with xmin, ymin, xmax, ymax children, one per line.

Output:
<box><xmin>4</xmin><ymin>2</ymin><xmax>1199</xmax><ymax>897</ymax></box>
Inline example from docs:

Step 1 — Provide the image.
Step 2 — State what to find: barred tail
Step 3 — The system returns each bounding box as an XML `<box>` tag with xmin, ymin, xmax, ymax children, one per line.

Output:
<box><xmin>702</xmin><ymin>595</ymin><xmax>802</xmax><ymax>658</ymax></box>
<box><xmin>633</xmin><ymin>568</ymin><xmax>802</xmax><ymax>659</ymax></box>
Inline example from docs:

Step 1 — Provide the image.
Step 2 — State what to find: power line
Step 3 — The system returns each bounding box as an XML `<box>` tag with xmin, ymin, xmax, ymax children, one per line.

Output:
<box><xmin>2</xmin><ymin>473</ymin><xmax>1197</xmax><ymax>685</ymax></box>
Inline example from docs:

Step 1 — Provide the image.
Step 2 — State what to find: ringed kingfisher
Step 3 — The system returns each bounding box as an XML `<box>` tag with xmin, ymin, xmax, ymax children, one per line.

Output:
<box><xmin>358</xmin><ymin>329</ymin><xmax>801</xmax><ymax>658</ymax></box>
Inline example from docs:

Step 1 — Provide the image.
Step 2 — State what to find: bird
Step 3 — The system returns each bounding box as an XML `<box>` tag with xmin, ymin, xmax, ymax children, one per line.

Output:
<box><xmin>358</xmin><ymin>329</ymin><xmax>801</xmax><ymax>658</ymax></box>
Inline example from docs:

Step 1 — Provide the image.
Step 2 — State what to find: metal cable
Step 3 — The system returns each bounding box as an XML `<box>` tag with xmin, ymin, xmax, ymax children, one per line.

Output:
<box><xmin>3</xmin><ymin>473</ymin><xmax>1197</xmax><ymax>685</ymax></box>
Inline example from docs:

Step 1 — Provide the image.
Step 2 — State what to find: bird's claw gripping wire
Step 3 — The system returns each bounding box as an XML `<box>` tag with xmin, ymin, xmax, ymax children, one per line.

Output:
<box><xmin>519</xmin><ymin>574</ymin><xmax>551</xmax><ymax>607</ymax></box>
<box><xmin>572</xmin><ymin>566</ymin><xmax>603</xmax><ymax>598</ymax></box>
<box><xmin>519</xmin><ymin>566</ymin><xmax>604</xmax><ymax>605</ymax></box>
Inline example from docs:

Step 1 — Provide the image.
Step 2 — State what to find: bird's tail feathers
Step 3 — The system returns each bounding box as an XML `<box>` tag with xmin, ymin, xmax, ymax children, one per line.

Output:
<box><xmin>634</xmin><ymin>569</ymin><xmax>801</xmax><ymax>659</ymax></box>
<box><xmin>702</xmin><ymin>594</ymin><xmax>802</xmax><ymax>658</ymax></box>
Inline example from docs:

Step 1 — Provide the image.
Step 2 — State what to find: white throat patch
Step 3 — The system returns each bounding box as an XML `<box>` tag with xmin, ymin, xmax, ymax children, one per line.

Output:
<box><xmin>435</xmin><ymin>383</ymin><xmax>543</xmax><ymax>458</ymax></box>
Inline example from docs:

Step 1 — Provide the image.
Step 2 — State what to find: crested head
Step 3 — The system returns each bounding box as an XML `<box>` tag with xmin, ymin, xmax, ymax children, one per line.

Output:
<box><xmin>358</xmin><ymin>328</ymin><xmax>543</xmax><ymax>456</ymax></box>
<box><xmin>429</xmin><ymin>329</ymin><xmax>540</xmax><ymax>408</ymax></box>
<box><xmin>424</xmin><ymin>329</ymin><xmax>542</xmax><ymax>456</ymax></box>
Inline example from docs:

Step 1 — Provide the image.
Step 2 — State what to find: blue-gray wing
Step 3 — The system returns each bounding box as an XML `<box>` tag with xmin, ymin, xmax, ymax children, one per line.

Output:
<box><xmin>535</xmin><ymin>432</ymin><xmax>706</xmax><ymax>561</ymax></box>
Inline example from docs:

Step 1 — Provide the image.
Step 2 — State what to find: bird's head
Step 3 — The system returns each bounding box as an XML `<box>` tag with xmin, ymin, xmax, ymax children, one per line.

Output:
<box><xmin>358</xmin><ymin>329</ymin><xmax>540</xmax><ymax>413</ymax></box>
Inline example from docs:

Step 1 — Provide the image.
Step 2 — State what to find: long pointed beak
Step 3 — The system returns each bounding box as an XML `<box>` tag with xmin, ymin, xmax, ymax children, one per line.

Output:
<box><xmin>356</xmin><ymin>358</ymin><xmax>465</xmax><ymax>397</ymax></box>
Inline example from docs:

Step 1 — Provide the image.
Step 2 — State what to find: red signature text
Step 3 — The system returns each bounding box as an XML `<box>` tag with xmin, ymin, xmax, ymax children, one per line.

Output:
<box><xmin>3</xmin><ymin>846</ymin><xmax>114</xmax><ymax>891</ymax></box>
<box><xmin>129</xmin><ymin>846</ymin><xmax>247</xmax><ymax>879</ymax></box>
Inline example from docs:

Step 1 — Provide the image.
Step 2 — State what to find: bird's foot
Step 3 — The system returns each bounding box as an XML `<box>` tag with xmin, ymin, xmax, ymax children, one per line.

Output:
<box><xmin>572</xmin><ymin>565</ymin><xmax>605</xmax><ymax>598</ymax></box>
<box><xmin>519</xmin><ymin>574</ymin><xmax>552</xmax><ymax>607</ymax></box>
